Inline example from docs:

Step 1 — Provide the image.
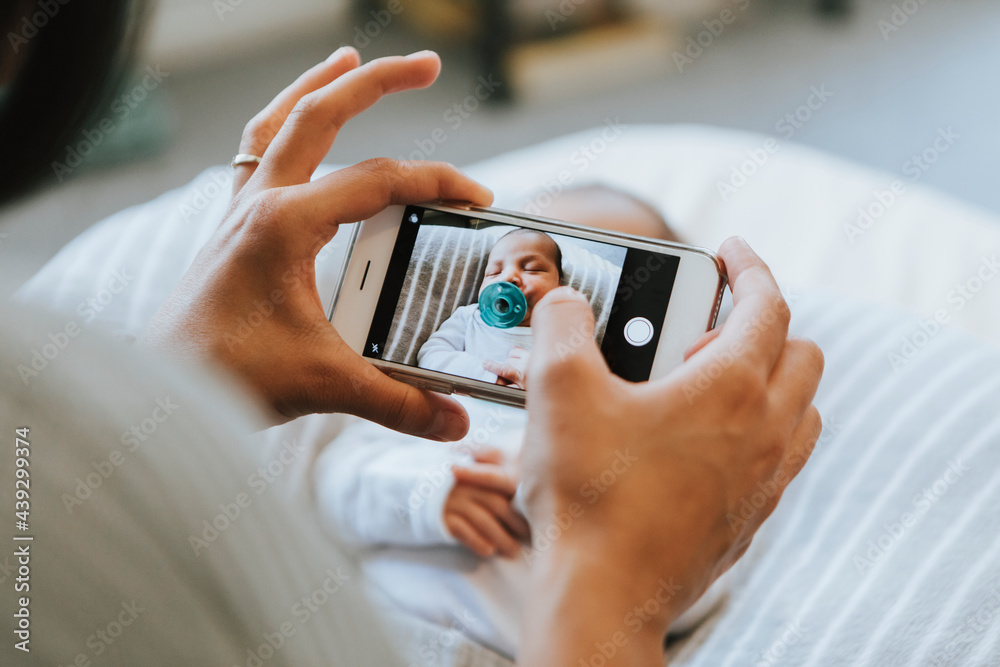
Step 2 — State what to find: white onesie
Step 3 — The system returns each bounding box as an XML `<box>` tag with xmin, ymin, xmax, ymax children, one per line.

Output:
<box><xmin>417</xmin><ymin>304</ymin><xmax>533</xmax><ymax>383</ymax></box>
<box><xmin>313</xmin><ymin>396</ymin><xmax>729</xmax><ymax>659</ymax></box>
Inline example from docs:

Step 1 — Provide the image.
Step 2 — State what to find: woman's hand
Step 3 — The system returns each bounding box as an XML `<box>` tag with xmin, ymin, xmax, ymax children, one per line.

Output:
<box><xmin>142</xmin><ymin>49</ymin><xmax>492</xmax><ymax>438</ymax></box>
<box><xmin>518</xmin><ymin>238</ymin><xmax>824</xmax><ymax>666</ymax></box>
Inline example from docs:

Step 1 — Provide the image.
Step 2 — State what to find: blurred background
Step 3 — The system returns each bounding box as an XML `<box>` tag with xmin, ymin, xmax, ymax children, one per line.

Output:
<box><xmin>1</xmin><ymin>0</ymin><xmax>997</xmax><ymax>295</ymax></box>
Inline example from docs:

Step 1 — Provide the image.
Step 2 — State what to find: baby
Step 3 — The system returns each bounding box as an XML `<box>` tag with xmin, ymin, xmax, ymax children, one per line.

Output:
<box><xmin>416</xmin><ymin>228</ymin><xmax>565</xmax><ymax>389</ymax></box>
<box><xmin>315</xmin><ymin>186</ymin><xmax>724</xmax><ymax>659</ymax></box>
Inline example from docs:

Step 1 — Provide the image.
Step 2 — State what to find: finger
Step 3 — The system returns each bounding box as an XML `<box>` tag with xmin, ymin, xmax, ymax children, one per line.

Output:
<box><xmin>235</xmin><ymin>47</ymin><xmax>361</xmax><ymax>193</ymax></box>
<box><xmin>684</xmin><ymin>328</ymin><xmax>722</xmax><ymax>361</ymax></box>
<box><xmin>526</xmin><ymin>287</ymin><xmax>605</xmax><ymax>397</ymax></box>
<box><xmin>711</xmin><ymin>237</ymin><xmax>791</xmax><ymax>373</ymax></box>
<box><xmin>445</xmin><ymin>514</ymin><xmax>495</xmax><ymax>557</ymax></box>
<box><xmin>482</xmin><ymin>360</ymin><xmax>521</xmax><ymax>385</ymax></box>
<box><xmin>285</xmin><ymin>160</ymin><xmax>493</xmax><ymax>249</ymax></box>
<box><xmin>779</xmin><ymin>405</ymin><xmax>822</xmax><ymax>482</ymax></box>
<box><xmin>257</xmin><ymin>51</ymin><xmax>445</xmax><ymax>189</ymax></box>
<box><xmin>768</xmin><ymin>336</ymin><xmax>824</xmax><ymax>427</ymax></box>
<box><xmin>323</xmin><ymin>354</ymin><xmax>470</xmax><ymax>441</ymax></box>
<box><xmin>464</xmin><ymin>501</ymin><xmax>522</xmax><ymax>558</ymax></box>
<box><xmin>470</xmin><ymin>447</ymin><xmax>504</xmax><ymax>465</ymax></box>
<box><xmin>453</xmin><ymin>464</ymin><xmax>518</xmax><ymax>496</ymax></box>
<box><xmin>477</xmin><ymin>492</ymin><xmax>532</xmax><ymax>541</ymax></box>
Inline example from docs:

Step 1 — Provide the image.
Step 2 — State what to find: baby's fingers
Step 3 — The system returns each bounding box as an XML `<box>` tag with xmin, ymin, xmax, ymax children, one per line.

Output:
<box><xmin>464</xmin><ymin>502</ymin><xmax>522</xmax><ymax>558</ymax></box>
<box><xmin>480</xmin><ymin>492</ymin><xmax>531</xmax><ymax>542</ymax></box>
<box><xmin>471</xmin><ymin>446</ymin><xmax>505</xmax><ymax>465</ymax></box>
<box><xmin>453</xmin><ymin>464</ymin><xmax>518</xmax><ymax>496</ymax></box>
<box><xmin>483</xmin><ymin>360</ymin><xmax>525</xmax><ymax>387</ymax></box>
<box><xmin>444</xmin><ymin>513</ymin><xmax>495</xmax><ymax>558</ymax></box>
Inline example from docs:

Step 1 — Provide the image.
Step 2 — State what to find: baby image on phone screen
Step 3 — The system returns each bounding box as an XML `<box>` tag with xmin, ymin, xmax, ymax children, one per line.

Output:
<box><xmin>416</xmin><ymin>229</ymin><xmax>565</xmax><ymax>388</ymax></box>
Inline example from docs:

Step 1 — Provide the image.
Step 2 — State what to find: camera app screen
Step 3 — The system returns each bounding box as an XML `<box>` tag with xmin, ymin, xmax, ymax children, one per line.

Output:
<box><xmin>363</xmin><ymin>206</ymin><xmax>679</xmax><ymax>388</ymax></box>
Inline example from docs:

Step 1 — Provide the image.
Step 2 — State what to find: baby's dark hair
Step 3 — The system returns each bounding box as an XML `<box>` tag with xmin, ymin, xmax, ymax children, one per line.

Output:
<box><xmin>495</xmin><ymin>229</ymin><xmax>565</xmax><ymax>284</ymax></box>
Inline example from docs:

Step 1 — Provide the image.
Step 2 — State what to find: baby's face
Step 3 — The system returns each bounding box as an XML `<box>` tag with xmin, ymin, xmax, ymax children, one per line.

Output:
<box><xmin>480</xmin><ymin>233</ymin><xmax>561</xmax><ymax>326</ymax></box>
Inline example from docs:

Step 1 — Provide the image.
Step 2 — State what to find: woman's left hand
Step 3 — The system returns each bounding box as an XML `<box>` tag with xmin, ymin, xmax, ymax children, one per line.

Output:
<box><xmin>142</xmin><ymin>48</ymin><xmax>492</xmax><ymax>439</ymax></box>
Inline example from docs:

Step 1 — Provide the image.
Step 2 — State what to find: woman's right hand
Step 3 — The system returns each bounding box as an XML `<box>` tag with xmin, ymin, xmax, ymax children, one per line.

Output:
<box><xmin>517</xmin><ymin>237</ymin><xmax>824</xmax><ymax>666</ymax></box>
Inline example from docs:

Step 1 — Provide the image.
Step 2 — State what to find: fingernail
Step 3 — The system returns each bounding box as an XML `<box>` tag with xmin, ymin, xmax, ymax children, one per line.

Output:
<box><xmin>406</xmin><ymin>49</ymin><xmax>436</xmax><ymax>59</ymax></box>
<box><xmin>326</xmin><ymin>46</ymin><xmax>353</xmax><ymax>63</ymax></box>
<box><xmin>426</xmin><ymin>408</ymin><xmax>468</xmax><ymax>442</ymax></box>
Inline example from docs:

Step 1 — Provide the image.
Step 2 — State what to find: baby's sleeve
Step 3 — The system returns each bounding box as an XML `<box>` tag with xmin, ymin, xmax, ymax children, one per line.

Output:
<box><xmin>313</xmin><ymin>420</ymin><xmax>464</xmax><ymax>548</ymax></box>
<box><xmin>417</xmin><ymin>307</ymin><xmax>498</xmax><ymax>383</ymax></box>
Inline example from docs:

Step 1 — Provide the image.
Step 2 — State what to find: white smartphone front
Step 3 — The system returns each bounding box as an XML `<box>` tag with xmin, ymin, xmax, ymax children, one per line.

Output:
<box><xmin>330</xmin><ymin>203</ymin><xmax>726</xmax><ymax>408</ymax></box>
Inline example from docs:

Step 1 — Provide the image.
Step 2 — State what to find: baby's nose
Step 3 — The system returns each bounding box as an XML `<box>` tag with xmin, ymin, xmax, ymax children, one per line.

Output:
<box><xmin>500</xmin><ymin>269</ymin><xmax>522</xmax><ymax>286</ymax></box>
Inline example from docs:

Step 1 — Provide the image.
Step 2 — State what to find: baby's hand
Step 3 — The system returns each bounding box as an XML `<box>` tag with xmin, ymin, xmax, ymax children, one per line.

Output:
<box><xmin>444</xmin><ymin>449</ymin><xmax>530</xmax><ymax>558</ymax></box>
<box><xmin>483</xmin><ymin>346</ymin><xmax>529</xmax><ymax>389</ymax></box>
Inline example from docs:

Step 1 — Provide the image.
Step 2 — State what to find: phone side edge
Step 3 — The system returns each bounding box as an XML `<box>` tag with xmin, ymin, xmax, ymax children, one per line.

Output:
<box><xmin>326</xmin><ymin>222</ymin><xmax>364</xmax><ymax>322</ymax></box>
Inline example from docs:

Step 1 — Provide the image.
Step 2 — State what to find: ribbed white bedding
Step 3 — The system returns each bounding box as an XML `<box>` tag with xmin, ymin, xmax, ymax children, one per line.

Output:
<box><xmin>15</xmin><ymin>125</ymin><xmax>1000</xmax><ymax>665</ymax></box>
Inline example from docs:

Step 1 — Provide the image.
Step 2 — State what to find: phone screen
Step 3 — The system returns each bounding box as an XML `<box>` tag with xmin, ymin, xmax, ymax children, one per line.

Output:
<box><xmin>362</xmin><ymin>205</ymin><xmax>680</xmax><ymax>387</ymax></box>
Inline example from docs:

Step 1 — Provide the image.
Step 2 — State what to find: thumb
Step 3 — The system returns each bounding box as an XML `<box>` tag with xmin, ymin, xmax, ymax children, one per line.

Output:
<box><xmin>339</xmin><ymin>360</ymin><xmax>470</xmax><ymax>441</ymax></box>
<box><xmin>527</xmin><ymin>287</ymin><xmax>605</xmax><ymax>390</ymax></box>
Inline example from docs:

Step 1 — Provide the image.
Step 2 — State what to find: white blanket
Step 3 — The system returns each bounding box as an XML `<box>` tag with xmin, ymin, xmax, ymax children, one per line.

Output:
<box><xmin>15</xmin><ymin>124</ymin><xmax>1000</xmax><ymax>665</ymax></box>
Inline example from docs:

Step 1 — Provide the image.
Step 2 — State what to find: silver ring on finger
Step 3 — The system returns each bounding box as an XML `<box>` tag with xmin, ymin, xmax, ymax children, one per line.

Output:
<box><xmin>231</xmin><ymin>153</ymin><xmax>263</xmax><ymax>168</ymax></box>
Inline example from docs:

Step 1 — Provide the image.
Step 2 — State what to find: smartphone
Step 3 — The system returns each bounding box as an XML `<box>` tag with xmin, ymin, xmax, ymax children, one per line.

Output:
<box><xmin>329</xmin><ymin>203</ymin><xmax>727</xmax><ymax>408</ymax></box>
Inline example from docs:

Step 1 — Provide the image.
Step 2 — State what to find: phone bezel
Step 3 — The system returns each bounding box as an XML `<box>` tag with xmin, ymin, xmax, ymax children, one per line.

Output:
<box><xmin>329</xmin><ymin>203</ymin><xmax>727</xmax><ymax>407</ymax></box>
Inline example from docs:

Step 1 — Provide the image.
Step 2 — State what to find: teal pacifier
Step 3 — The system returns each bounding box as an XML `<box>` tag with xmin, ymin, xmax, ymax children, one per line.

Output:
<box><xmin>478</xmin><ymin>282</ymin><xmax>527</xmax><ymax>328</ymax></box>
